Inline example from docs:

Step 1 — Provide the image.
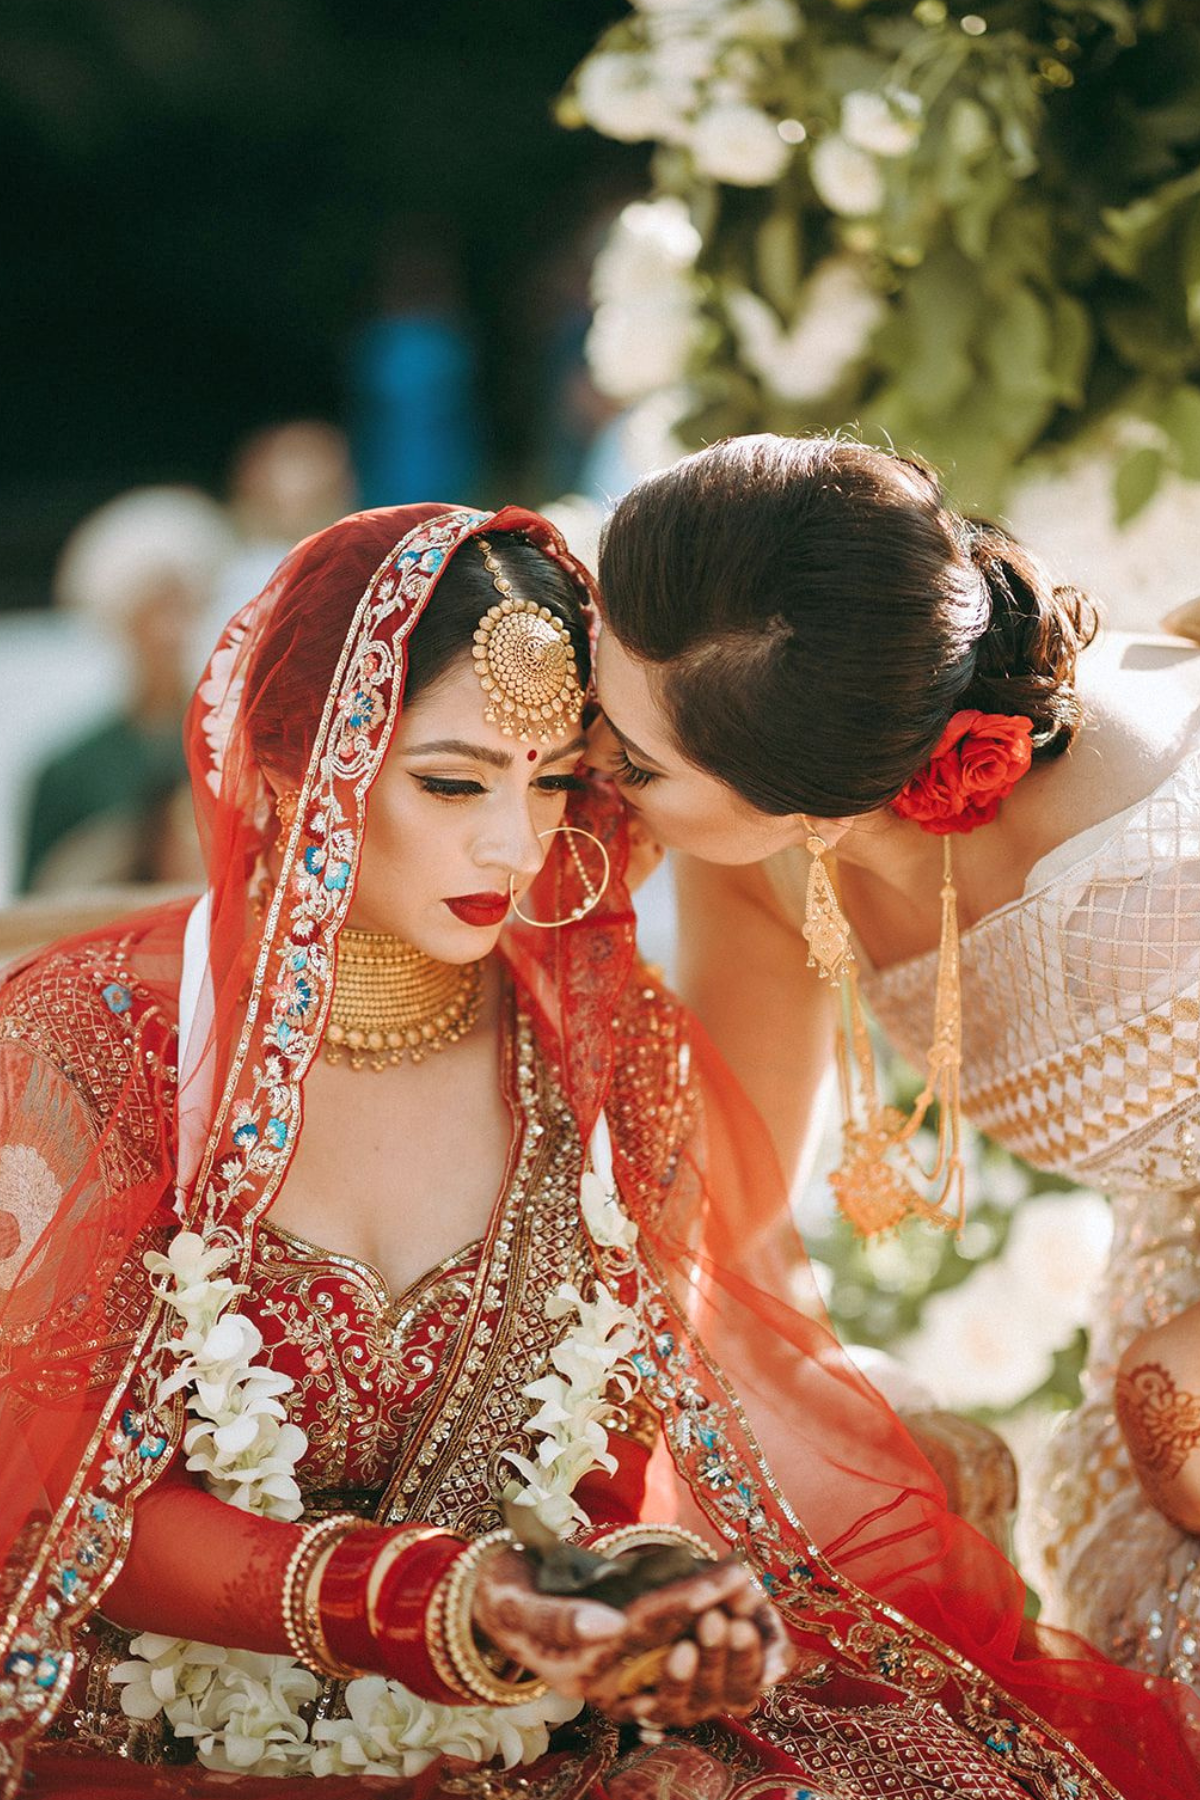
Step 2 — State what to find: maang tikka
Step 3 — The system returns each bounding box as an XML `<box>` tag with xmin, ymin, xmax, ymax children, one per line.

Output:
<box><xmin>472</xmin><ymin>537</ymin><xmax>584</xmax><ymax>744</ymax></box>
<box><xmin>801</xmin><ymin>820</ymin><xmax>965</xmax><ymax>1239</ymax></box>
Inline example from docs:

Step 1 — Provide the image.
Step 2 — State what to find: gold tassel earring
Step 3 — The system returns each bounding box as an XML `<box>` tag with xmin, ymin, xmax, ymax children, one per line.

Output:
<box><xmin>802</xmin><ymin>822</ymin><xmax>965</xmax><ymax>1238</ymax></box>
<box><xmin>801</xmin><ymin>824</ymin><xmax>854</xmax><ymax>980</ymax></box>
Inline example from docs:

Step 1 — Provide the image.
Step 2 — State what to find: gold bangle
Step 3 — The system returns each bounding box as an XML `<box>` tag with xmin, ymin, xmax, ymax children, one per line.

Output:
<box><xmin>424</xmin><ymin>1558</ymin><xmax>479</xmax><ymax>1701</ymax></box>
<box><xmin>281</xmin><ymin>1512</ymin><xmax>371</xmax><ymax>1679</ymax></box>
<box><xmin>588</xmin><ymin>1524</ymin><xmax>719</xmax><ymax>1561</ymax></box>
<box><xmin>441</xmin><ymin>1528</ymin><xmax>549</xmax><ymax>1707</ymax></box>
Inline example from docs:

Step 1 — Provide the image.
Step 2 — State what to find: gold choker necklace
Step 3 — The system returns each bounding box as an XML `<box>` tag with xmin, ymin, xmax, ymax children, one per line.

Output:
<box><xmin>324</xmin><ymin>931</ymin><xmax>484</xmax><ymax>1071</ymax></box>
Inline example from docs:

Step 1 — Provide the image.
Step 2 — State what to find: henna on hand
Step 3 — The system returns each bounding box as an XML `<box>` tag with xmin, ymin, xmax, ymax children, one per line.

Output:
<box><xmin>1116</xmin><ymin>1359</ymin><xmax>1200</xmax><ymax>1532</ymax></box>
<box><xmin>586</xmin><ymin>1573</ymin><xmax>792</xmax><ymax>1726</ymax></box>
<box><xmin>725</xmin><ymin>1616</ymin><xmax>770</xmax><ymax>1713</ymax></box>
<box><xmin>686</xmin><ymin>1608</ymin><xmax>737</xmax><ymax>1717</ymax></box>
<box><xmin>615</xmin><ymin>1558</ymin><xmax>758</xmax><ymax>1660</ymax></box>
<box><xmin>471</xmin><ymin>1546</ymin><xmax>626</xmax><ymax>1695</ymax></box>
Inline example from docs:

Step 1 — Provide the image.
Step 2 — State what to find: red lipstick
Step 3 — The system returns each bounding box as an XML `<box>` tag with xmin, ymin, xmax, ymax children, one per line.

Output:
<box><xmin>445</xmin><ymin>892</ymin><xmax>510</xmax><ymax>928</ymax></box>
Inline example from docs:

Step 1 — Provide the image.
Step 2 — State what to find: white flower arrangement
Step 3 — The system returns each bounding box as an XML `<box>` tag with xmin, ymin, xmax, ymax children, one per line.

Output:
<box><xmin>565</xmin><ymin>0</ymin><xmax>802</xmax><ymax>189</ymax></box>
<box><xmin>503</xmin><ymin>1279</ymin><xmax>642</xmax><ymax>1536</ymax></box>
<box><xmin>690</xmin><ymin>100</ymin><xmax>792</xmax><ymax>186</ymax></box>
<box><xmin>566</xmin><ymin>0</ymin><xmax>1200</xmax><ymax>524</ymax></box>
<box><xmin>113</xmin><ymin>1164</ymin><xmax>644</xmax><ymax>1780</ymax></box>
<box><xmin>586</xmin><ymin>197</ymin><xmax>702</xmax><ymax>405</ymax></box>
<box><xmin>725</xmin><ymin>256</ymin><xmax>886</xmax><ymax>404</ymax></box>
<box><xmin>808</xmin><ymin>134</ymin><xmax>886</xmax><ymax>220</ymax></box>
<box><xmin>893</xmin><ymin>1188</ymin><xmax>1112</xmax><ymax>1414</ymax></box>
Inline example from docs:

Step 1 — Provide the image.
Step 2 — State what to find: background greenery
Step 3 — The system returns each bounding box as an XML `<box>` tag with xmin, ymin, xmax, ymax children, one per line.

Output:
<box><xmin>567</xmin><ymin>0</ymin><xmax>1200</xmax><ymax>518</ymax></box>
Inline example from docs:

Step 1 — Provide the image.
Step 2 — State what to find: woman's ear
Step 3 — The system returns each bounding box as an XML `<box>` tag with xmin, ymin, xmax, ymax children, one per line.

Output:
<box><xmin>794</xmin><ymin>813</ymin><xmax>856</xmax><ymax>851</ymax></box>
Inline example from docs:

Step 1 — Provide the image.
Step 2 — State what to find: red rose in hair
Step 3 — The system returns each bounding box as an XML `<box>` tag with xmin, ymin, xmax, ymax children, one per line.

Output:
<box><xmin>891</xmin><ymin>710</ymin><xmax>1034</xmax><ymax>835</ymax></box>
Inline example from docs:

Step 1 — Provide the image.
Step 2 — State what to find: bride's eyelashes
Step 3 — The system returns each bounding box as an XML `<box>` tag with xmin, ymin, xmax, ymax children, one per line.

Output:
<box><xmin>611</xmin><ymin>747</ymin><xmax>658</xmax><ymax>790</ymax></box>
<box><xmin>415</xmin><ymin>773</ymin><xmax>585</xmax><ymax>802</ymax></box>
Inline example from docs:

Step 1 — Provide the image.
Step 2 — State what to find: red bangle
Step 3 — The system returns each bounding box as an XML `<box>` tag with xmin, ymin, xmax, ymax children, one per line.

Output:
<box><xmin>371</xmin><ymin>1533</ymin><xmax>467</xmax><ymax>1704</ymax></box>
<box><xmin>320</xmin><ymin>1525</ymin><xmax>466</xmax><ymax>1702</ymax></box>
<box><xmin>318</xmin><ymin>1524</ymin><xmax>391</xmax><ymax>1676</ymax></box>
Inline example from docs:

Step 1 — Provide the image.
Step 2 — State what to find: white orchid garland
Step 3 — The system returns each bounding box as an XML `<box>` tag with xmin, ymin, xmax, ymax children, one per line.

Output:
<box><xmin>111</xmin><ymin>1162</ymin><xmax>643</xmax><ymax>1779</ymax></box>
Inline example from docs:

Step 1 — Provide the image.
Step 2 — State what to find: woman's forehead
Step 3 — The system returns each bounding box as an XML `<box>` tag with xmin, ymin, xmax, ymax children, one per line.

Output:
<box><xmin>399</xmin><ymin>657</ymin><xmax>583</xmax><ymax>763</ymax></box>
<box><xmin>594</xmin><ymin>629</ymin><xmax>677</xmax><ymax>764</ymax></box>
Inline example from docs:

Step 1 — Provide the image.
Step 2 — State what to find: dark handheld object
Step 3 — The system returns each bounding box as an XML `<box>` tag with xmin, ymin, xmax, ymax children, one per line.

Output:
<box><xmin>502</xmin><ymin>1499</ymin><xmax>712</xmax><ymax>1607</ymax></box>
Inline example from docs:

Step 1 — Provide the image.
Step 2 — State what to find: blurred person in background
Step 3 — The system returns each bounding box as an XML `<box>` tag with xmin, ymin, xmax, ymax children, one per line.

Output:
<box><xmin>202</xmin><ymin>420</ymin><xmax>357</xmax><ymax>657</ymax></box>
<box><xmin>19</xmin><ymin>487</ymin><xmax>233</xmax><ymax>895</ymax></box>
<box><xmin>347</xmin><ymin>229</ymin><xmax>484</xmax><ymax>509</ymax></box>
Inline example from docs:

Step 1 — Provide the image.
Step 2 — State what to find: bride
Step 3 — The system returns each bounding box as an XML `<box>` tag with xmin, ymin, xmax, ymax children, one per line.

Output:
<box><xmin>1</xmin><ymin>500</ymin><xmax>1194</xmax><ymax>1797</ymax></box>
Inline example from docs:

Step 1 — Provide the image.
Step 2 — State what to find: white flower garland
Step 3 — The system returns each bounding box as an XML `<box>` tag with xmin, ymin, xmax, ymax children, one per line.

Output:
<box><xmin>112</xmin><ymin>1162</ymin><xmax>642</xmax><ymax>1780</ymax></box>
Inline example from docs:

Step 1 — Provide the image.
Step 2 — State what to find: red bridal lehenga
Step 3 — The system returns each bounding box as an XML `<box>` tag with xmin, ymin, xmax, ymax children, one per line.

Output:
<box><xmin>2</xmin><ymin>505</ymin><xmax>1198</xmax><ymax>1800</ymax></box>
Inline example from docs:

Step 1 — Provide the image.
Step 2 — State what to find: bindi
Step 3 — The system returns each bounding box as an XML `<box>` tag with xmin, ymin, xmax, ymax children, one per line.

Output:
<box><xmin>527</xmin><ymin>748</ymin><xmax>538</xmax><ymax>763</ymax></box>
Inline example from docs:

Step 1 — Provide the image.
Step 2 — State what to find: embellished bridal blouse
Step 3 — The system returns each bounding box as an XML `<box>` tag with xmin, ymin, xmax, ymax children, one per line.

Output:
<box><xmin>769</xmin><ymin>746</ymin><xmax>1200</xmax><ymax>1684</ymax></box>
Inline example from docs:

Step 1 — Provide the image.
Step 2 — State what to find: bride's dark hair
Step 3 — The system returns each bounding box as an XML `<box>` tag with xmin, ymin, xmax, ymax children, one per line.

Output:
<box><xmin>598</xmin><ymin>435</ymin><xmax>1098</xmax><ymax>818</ymax></box>
<box><xmin>244</xmin><ymin>509</ymin><xmax>591</xmax><ymax>783</ymax></box>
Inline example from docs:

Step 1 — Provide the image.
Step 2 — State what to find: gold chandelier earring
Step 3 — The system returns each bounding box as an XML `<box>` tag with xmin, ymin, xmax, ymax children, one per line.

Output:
<box><xmin>509</xmin><ymin>827</ymin><xmax>611</xmax><ymax>929</ymax></box>
<box><xmin>800</xmin><ymin>819</ymin><xmax>965</xmax><ymax>1239</ymax></box>
<box><xmin>801</xmin><ymin>820</ymin><xmax>853</xmax><ymax>981</ymax></box>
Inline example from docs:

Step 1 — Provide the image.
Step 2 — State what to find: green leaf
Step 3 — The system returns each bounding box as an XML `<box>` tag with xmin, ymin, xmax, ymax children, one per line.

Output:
<box><xmin>981</xmin><ymin>284</ymin><xmax>1054</xmax><ymax>402</ymax></box>
<box><xmin>1160</xmin><ymin>384</ymin><xmax>1200</xmax><ymax>479</ymax></box>
<box><xmin>1100</xmin><ymin>166</ymin><xmax>1200</xmax><ymax>278</ymax></box>
<box><xmin>1113</xmin><ymin>444</ymin><xmax>1165</xmax><ymax>525</ymax></box>
<box><xmin>1047</xmin><ymin>293</ymin><xmax>1093</xmax><ymax>407</ymax></box>
<box><xmin>1102</xmin><ymin>297</ymin><xmax>1195</xmax><ymax>380</ymax></box>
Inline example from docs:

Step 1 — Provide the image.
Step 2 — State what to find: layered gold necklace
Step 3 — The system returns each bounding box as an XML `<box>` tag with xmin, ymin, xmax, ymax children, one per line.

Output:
<box><xmin>324</xmin><ymin>930</ymin><xmax>484</xmax><ymax>1071</ymax></box>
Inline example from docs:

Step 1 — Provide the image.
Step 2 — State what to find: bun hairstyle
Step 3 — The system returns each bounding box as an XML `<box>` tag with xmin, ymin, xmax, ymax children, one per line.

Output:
<box><xmin>959</xmin><ymin>519</ymin><xmax>1096</xmax><ymax>753</ymax></box>
<box><xmin>243</xmin><ymin>509</ymin><xmax>592</xmax><ymax>785</ymax></box>
<box><xmin>597</xmin><ymin>435</ymin><xmax>1098</xmax><ymax>819</ymax></box>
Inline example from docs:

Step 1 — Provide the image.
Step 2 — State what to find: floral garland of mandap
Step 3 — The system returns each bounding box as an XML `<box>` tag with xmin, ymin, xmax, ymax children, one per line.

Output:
<box><xmin>111</xmin><ymin>1168</ymin><xmax>642</xmax><ymax>1778</ymax></box>
<box><xmin>564</xmin><ymin>0</ymin><xmax>1200</xmax><ymax>521</ymax></box>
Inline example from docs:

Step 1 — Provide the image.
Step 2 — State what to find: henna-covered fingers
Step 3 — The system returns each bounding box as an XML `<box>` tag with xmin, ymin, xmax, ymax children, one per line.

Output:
<box><xmin>472</xmin><ymin>1547</ymin><xmax>627</xmax><ymax>1694</ymax></box>
<box><xmin>591</xmin><ymin>1606</ymin><xmax>773</xmax><ymax>1726</ymax></box>
<box><xmin>636</xmin><ymin>1639</ymin><xmax>702</xmax><ymax>1727</ymax></box>
<box><xmin>688</xmin><ymin>1607</ymin><xmax>736</xmax><ymax>1715</ymax></box>
<box><xmin>725</xmin><ymin>1616</ymin><xmax>769</xmax><ymax>1713</ymax></box>
<box><xmin>752</xmin><ymin>1600</ymin><xmax>794</xmax><ymax>1686</ymax></box>
<box><xmin>617</xmin><ymin>1558</ymin><xmax>758</xmax><ymax>1658</ymax></box>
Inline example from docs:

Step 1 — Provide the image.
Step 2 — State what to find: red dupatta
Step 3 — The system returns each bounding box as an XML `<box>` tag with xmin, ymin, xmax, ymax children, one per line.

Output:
<box><xmin>0</xmin><ymin>504</ymin><xmax>1197</xmax><ymax>1798</ymax></box>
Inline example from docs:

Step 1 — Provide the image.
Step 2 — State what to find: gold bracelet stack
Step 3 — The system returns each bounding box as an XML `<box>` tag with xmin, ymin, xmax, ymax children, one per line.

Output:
<box><xmin>432</xmin><ymin>1528</ymin><xmax>549</xmax><ymax>1707</ymax></box>
<box><xmin>281</xmin><ymin>1512</ymin><xmax>372</xmax><ymax>1679</ymax></box>
<box><xmin>424</xmin><ymin>1553</ymin><xmax>478</xmax><ymax>1701</ymax></box>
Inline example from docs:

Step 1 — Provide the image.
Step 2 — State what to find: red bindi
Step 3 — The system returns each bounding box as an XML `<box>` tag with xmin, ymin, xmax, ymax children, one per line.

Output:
<box><xmin>527</xmin><ymin>748</ymin><xmax>538</xmax><ymax>762</ymax></box>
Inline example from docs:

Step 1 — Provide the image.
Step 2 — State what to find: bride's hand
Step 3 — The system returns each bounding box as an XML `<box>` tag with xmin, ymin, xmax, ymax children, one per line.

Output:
<box><xmin>470</xmin><ymin>1546</ymin><xmax>628</xmax><ymax>1696</ymax></box>
<box><xmin>585</xmin><ymin>1563</ymin><xmax>794</xmax><ymax>1727</ymax></box>
<box><xmin>472</xmin><ymin>1547</ymin><xmax>791</xmax><ymax>1717</ymax></box>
